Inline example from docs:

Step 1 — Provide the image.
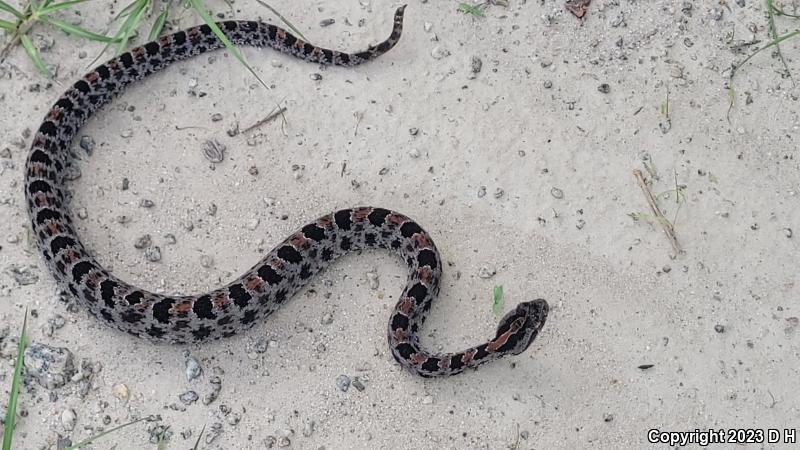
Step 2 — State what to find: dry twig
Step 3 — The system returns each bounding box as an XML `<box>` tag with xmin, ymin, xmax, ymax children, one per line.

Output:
<box><xmin>633</xmin><ymin>169</ymin><xmax>682</xmax><ymax>256</ymax></box>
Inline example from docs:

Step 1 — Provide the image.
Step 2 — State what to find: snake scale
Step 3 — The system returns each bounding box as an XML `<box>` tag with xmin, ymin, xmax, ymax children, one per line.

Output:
<box><xmin>23</xmin><ymin>5</ymin><xmax>549</xmax><ymax>377</ymax></box>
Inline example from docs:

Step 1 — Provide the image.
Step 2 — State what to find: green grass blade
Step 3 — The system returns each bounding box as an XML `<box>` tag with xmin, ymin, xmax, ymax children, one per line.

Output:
<box><xmin>491</xmin><ymin>285</ymin><xmax>504</xmax><ymax>318</ymax></box>
<box><xmin>63</xmin><ymin>417</ymin><xmax>149</xmax><ymax>450</ymax></box>
<box><xmin>148</xmin><ymin>1</ymin><xmax>172</xmax><ymax>41</ymax></box>
<box><xmin>20</xmin><ymin>34</ymin><xmax>51</xmax><ymax>76</ymax></box>
<box><xmin>187</xmin><ymin>0</ymin><xmax>271</xmax><ymax>91</ymax></box>
<box><xmin>113</xmin><ymin>0</ymin><xmax>145</xmax><ymax>21</ymax></box>
<box><xmin>0</xmin><ymin>18</ymin><xmax>14</xmax><ymax>29</ymax></box>
<box><xmin>457</xmin><ymin>3</ymin><xmax>486</xmax><ymax>17</ymax></box>
<box><xmin>2</xmin><ymin>309</ymin><xmax>28</xmax><ymax>450</ymax></box>
<box><xmin>41</xmin><ymin>16</ymin><xmax>120</xmax><ymax>43</ymax></box>
<box><xmin>113</xmin><ymin>0</ymin><xmax>147</xmax><ymax>53</ymax></box>
<box><xmin>253</xmin><ymin>0</ymin><xmax>309</xmax><ymax>42</ymax></box>
<box><xmin>155</xmin><ymin>426</ymin><xmax>169</xmax><ymax>450</ymax></box>
<box><xmin>769</xmin><ymin>0</ymin><xmax>800</xmax><ymax>18</ymax></box>
<box><xmin>38</xmin><ymin>0</ymin><xmax>89</xmax><ymax>14</ymax></box>
<box><xmin>0</xmin><ymin>1</ymin><xmax>24</xmax><ymax>20</ymax></box>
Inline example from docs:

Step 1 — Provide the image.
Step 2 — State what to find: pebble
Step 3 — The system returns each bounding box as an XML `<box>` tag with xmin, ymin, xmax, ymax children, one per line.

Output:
<box><xmin>79</xmin><ymin>136</ymin><xmax>95</xmax><ymax>155</ymax></box>
<box><xmin>477</xmin><ymin>186</ymin><xmax>487</xmax><ymax>198</ymax></box>
<box><xmin>422</xmin><ymin>395</ymin><xmax>434</xmax><ymax>405</ymax></box>
<box><xmin>321</xmin><ymin>313</ymin><xmax>334</xmax><ymax>325</ymax></box>
<box><xmin>119</xmin><ymin>177</ymin><xmax>129</xmax><ymax>190</ymax></box>
<box><xmin>210</xmin><ymin>112</ymin><xmax>223</xmax><ymax>122</ymax></box>
<box><xmin>200</xmin><ymin>255</ymin><xmax>214</xmax><ymax>268</ymax></box>
<box><xmin>493</xmin><ymin>188</ymin><xmax>504</xmax><ymax>199</ymax></box>
<box><xmin>185</xmin><ymin>356</ymin><xmax>203</xmax><ymax>380</ymax></box>
<box><xmin>140</xmin><ymin>199</ymin><xmax>154</xmax><ymax>208</ymax></box>
<box><xmin>478</xmin><ymin>265</ymin><xmax>496</xmax><ymax>279</ymax></box>
<box><xmin>247</xmin><ymin>218</ymin><xmax>260</xmax><ymax>230</ymax></box>
<box><xmin>431</xmin><ymin>46</ymin><xmax>450</xmax><ymax>59</ymax></box>
<box><xmin>550</xmin><ymin>187</ymin><xmax>564</xmax><ymax>199</ymax></box>
<box><xmin>202</xmin><ymin>139</ymin><xmax>226</xmax><ymax>163</ymax></box>
<box><xmin>336</xmin><ymin>374</ymin><xmax>351</xmax><ymax>392</ymax></box>
<box><xmin>784</xmin><ymin>228</ymin><xmax>793</xmax><ymax>238</ymax></box>
<box><xmin>112</xmin><ymin>383</ymin><xmax>130</xmax><ymax>401</ymax></box>
<box><xmin>134</xmin><ymin>234</ymin><xmax>152</xmax><ymax>249</ymax></box>
<box><xmin>310</xmin><ymin>73</ymin><xmax>322</xmax><ymax>81</ymax></box>
<box><xmin>598</xmin><ymin>83</ymin><xmax>611</xmax><ymax>94</ymax></box>
<box><xmin>120</xmin><ymin>129</ymin><xmax>133</xmax><ymax>138</ymax></box>
<box><xmin>8</xmin><ymin>264</ymin><xmax>39</xmax><ymax>285</ymax></box>
<box><xmin>351</xmin><ymin>378</ymin><xmax>366</xmax><ymax>392</ymax></box>
<box><xmin>144</xmin><ymin>246</ymin><xmax>161</xmax><ymax>262</ymax></box>
<box><xmin>164</xmin><ymin>233</ymin><xmax>177</xmax><ymax>245</ymax></box>
<box><xmin>543</xmin><ymin>80</ymin><xmax>552</xmax><ymax>88</ymax></box>
<box><xmin>468</xmin><ymin>56</ymin><xmax>482</xmax><ymax>79</ymax></box>
<box><xmin>203</xmin><ymin>376</ymin><xmax>222</xmax><ymax>405</ymax></box>
<box><xmin>60</xmin><ymin>409</ymin><xmax>77</xmax><ymax>431</ymax></box>
<box><xmin>408</xmin><ymin>148</ymin><xmax>420</xmax><ymax>158</ymax></box>
<box><xmin>319</xmin><ymin>18</ymin><xmax>335</xmax><ymax>27</ymax></box>
<box><xmin>714</xmin><ymin>324</ymin><xmax>725</xmax><ymax>333</ymax></box>
<box><xmin>179</xmin><ymin>390</ymin><xmax>199</xmax><ymax>405</ymax></box>
<box><xmin>24</xmin><ymin>343</ymin><xmax>75</xmax><ymax>389</ymax></box>
<box><xmin>366</xmin><ymin>269</ymin><xmax>380</xmax><ymax>289</ymax></box>
<box><xmin>76</xmin><ymin>207</ymin><xmax>88</xmax><ymax>219</ymax></box>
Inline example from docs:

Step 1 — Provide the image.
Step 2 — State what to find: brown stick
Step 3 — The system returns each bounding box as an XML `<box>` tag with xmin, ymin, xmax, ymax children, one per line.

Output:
<box><xmin>241</xmin><ymin>105</ymin><xmax>287</xmax><ymax>133</ymax></box>
<box><xmin>633</xmin><ymin>169</ymin><xmax>682</xmax><ymax>256</ymax></box>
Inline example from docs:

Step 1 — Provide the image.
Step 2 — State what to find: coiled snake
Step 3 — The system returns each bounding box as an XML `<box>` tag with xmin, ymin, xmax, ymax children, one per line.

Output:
<box><xmin>24</xmin><ymin>5</ymin><xmax>548</xmax><ymax>377</ymax></box>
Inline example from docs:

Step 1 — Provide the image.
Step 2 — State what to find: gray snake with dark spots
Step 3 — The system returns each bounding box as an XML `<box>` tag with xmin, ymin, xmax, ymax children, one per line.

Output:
<box><xmin>24</xmin><ymin>5</ymin><xmax>548</xmax><ymax>377</ymax></box>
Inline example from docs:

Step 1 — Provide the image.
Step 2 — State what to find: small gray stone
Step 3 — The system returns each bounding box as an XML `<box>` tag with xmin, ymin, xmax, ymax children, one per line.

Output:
<box><xmin>8</xmin><ymin>265</ymin><xmax>38</xmax><ymax>285</ymax></box>
<box><xmin>24</xmin><ymin>343</ymin><xmax>75</xmax><ymax>389</ymax></box>
<box><xmin>179</xmin><ymin>390</ymin><xmax>199</xmax><ymax>405</ymax></box>
<box><xmin>185</xmin><ymin>356</ymin><xmax>203</xmax><ymax>380</ymax></box>
<box><xmin>550</xmin><ymin>187</ymin><xmax>564</xmax><ymax>199</ymax></box>
<box><xmin>134</xmin><ymin>234</ymin><xmax>152</xmax><ymax>249</ymax></box>
<box><xmin>714</xmin><ymin>324</ymin><xmax>725</xmax><ymax>333</ymax></box>
<box><xmin>144</xmin><ymin>246</ymin><xmax>161</xmax><ymax>262</ymax></box>
<box><xmin>202</xmin><ymin>139</ymin><xmax>225</xmax><ymax>163</ymax></box>
<box><xmin>478</xmin><ymin>265</ymin><xmax>496</xmax><ymax>279</ymax></box>
<box><xmin>351</xmin><ymin>378</ymin><xmax>366</xmax><ymax>392</ymax></box>
<box><xmin>60</xmin><ymin>409</ymin><xmax>77</xmax><ymax>431</ymax></box>
<box><xmin>140</xmin><ymin>199</ymin><xmax>154</xmax><ymax>208</ymax></box>
<box><xmin>336</xmin><ymin>374</ymin><xmax>351</xmax><ymax>392</ymax></box>
<box><xmin>79</xmin><ymin>136</ymin><xmax>95</xmax><ymax>155</ymax></box>
<box><xmin>319</xmin><ymin>18</ymin><xmax>335</xmax><ymax>27</ymax></box>
<box><xmin>202</xmin><ymin>376</ymin><xmax>222</xmax><ymax>405</ymax></box>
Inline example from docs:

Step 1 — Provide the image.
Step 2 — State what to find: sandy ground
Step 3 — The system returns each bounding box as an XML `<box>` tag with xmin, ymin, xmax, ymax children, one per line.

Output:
<box><xmin>1</xmin><ymin>0</ymin><xmax>799</xmax><ymax>448</ymax></box>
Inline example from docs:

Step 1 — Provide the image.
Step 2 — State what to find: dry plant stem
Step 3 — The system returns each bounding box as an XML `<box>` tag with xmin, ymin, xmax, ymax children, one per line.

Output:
<box><xmin>633</xmin><ymin>169</ymin><xmax>682</xmax><ymax>256</ymax></box>
<box><xmin>241</xmin><ymin>105</ymin><xmax>287</xmax><ymax>133</ymax></box>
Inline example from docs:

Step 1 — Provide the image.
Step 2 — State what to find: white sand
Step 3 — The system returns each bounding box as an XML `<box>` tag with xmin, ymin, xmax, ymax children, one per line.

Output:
<box><xmin>1</xmin><ymin>0</ymin><xmax>798</xmax><ymax>448</ymax></box>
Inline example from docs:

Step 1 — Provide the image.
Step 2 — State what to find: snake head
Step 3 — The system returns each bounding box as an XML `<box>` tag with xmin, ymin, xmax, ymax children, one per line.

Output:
<box><xmin>493</xmin><ymin>299</ymin><xmax>549</xmax><ymax>355</ymax></box>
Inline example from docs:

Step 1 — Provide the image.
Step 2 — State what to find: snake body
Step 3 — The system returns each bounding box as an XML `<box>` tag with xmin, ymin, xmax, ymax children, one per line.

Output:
<box><xmin>24</xmin><ymin>6</ymin><xmax>548</xmax><ymax>377</ymax></box>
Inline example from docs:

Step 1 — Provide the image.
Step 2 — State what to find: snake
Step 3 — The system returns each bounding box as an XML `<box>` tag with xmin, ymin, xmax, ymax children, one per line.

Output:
<box><xmin>23</xmin><ymin>5</ymin><xmax>549</xmax><ymax>377</ymax></box>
